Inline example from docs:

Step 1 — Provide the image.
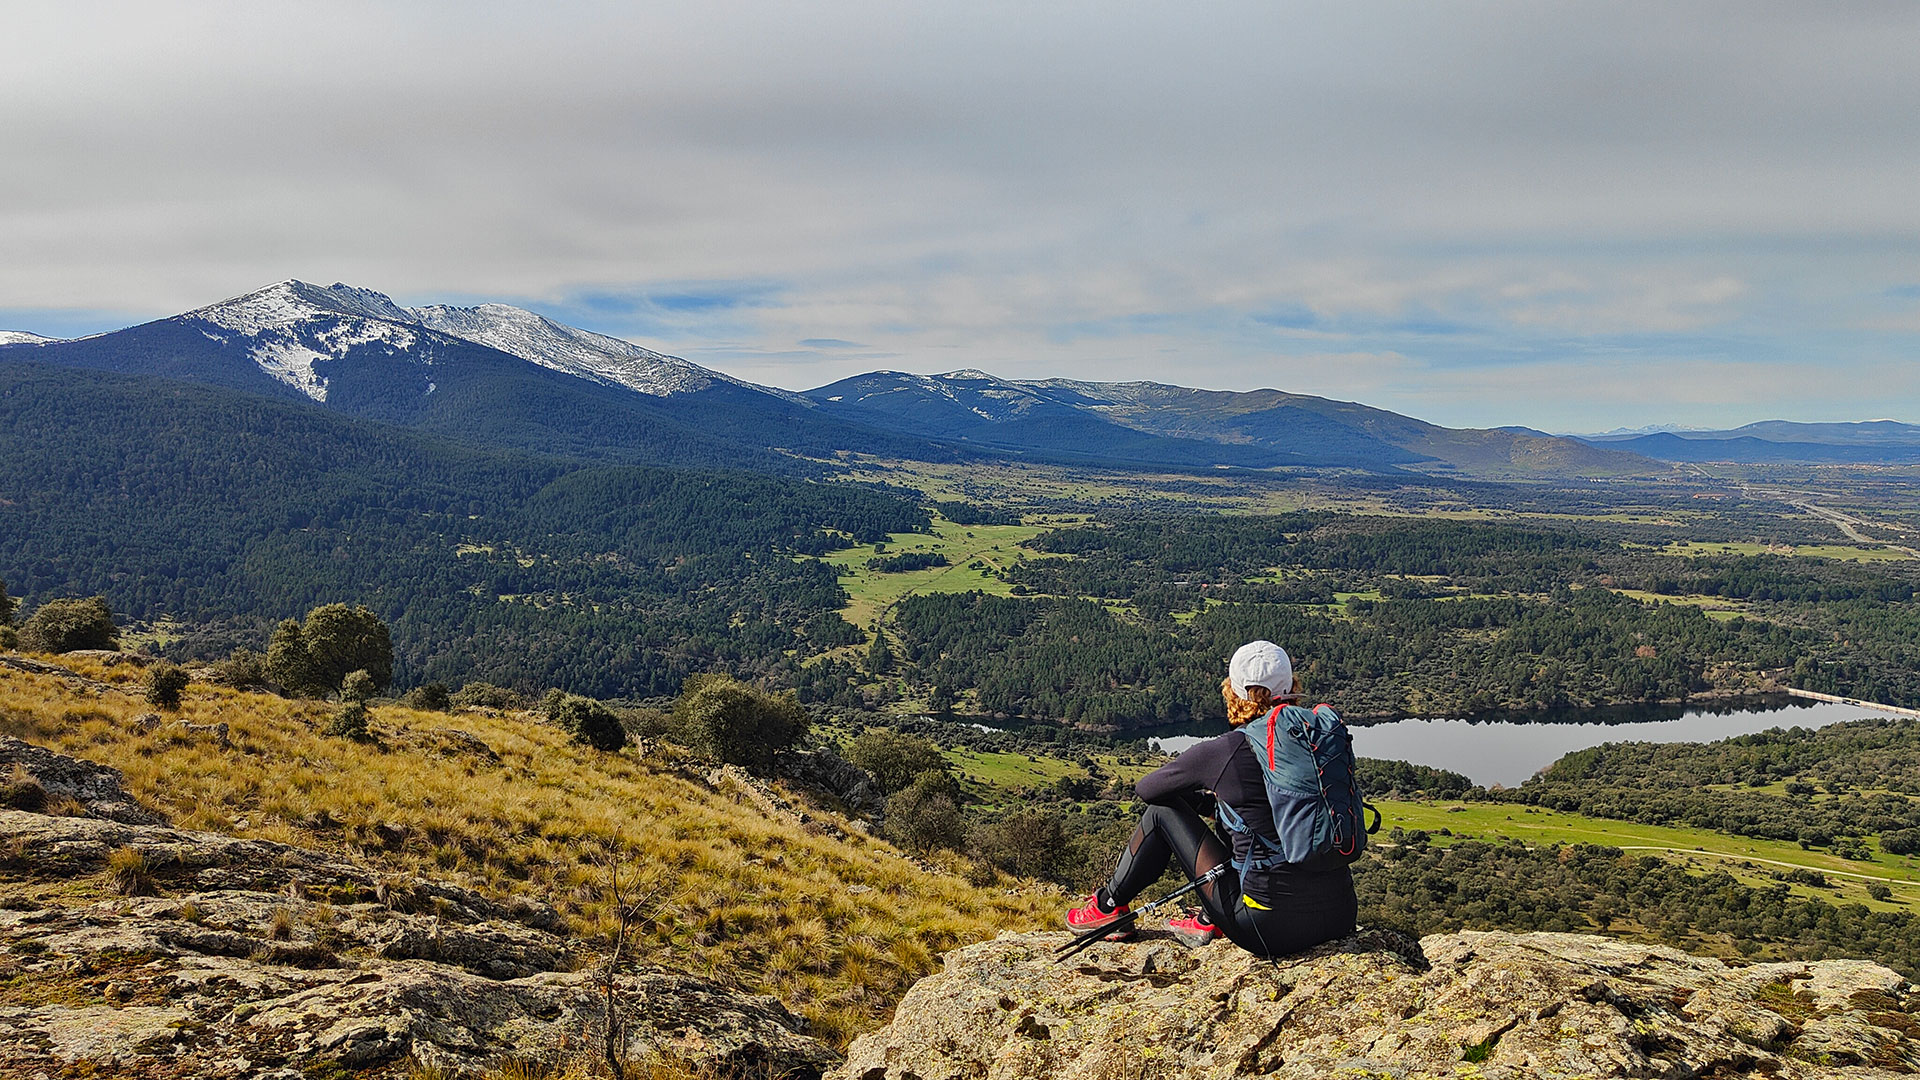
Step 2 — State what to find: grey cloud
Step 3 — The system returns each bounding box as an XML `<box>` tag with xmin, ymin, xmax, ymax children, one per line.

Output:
<box><xmin>3</xmin><ymin>2</ymin><xmax>1918</xmax><ymax>426</ymax></box>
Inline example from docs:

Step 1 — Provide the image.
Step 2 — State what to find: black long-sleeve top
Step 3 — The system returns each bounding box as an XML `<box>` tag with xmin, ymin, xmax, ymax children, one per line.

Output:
<box><xmin>1136</xmin><ymin>729</ymin><xmax>1353</xmax><ymax>910</ymax></box>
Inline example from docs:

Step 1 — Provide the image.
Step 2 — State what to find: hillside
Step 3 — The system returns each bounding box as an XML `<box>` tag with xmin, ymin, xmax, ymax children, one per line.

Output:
<box><xmin>0</xmin><ymin>652</ymin><xmax>1053</xmax><ymax>1052</ymax></box>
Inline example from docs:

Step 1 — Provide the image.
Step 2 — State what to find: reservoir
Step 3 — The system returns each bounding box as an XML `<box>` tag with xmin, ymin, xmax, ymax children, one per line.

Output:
<box><xmin>1147</xmin><ymin>698</ymin><xmax>1887</xmax><ymax>788</ymax></box>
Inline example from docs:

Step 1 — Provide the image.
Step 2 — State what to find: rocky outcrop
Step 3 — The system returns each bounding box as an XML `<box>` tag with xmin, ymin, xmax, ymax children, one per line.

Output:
<box><xmin>776</xmin><ymin>747</ymin><xmax>887</xmax><ymax>821</ymax></box>
<box><xmin>0</xmin><ymin>735</ymin><xmax>166</xmax><ymax>824</ymax></box>
<box><xmin>0</xmin><ymin>746</ymin><xmax>837</xmax><ymax>1078</ymax></box>
<box><xmin>840</xmin><ymin>929</ymin><xmax>1920</xmax><ymax>1079</ymax></box>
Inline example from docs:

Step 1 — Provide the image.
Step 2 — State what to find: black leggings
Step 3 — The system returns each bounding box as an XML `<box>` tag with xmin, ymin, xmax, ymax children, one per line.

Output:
<box><xmin>1106</xmin><ymin>795</ymin><xmax>1357</xmax><ymax>958</ymax></box>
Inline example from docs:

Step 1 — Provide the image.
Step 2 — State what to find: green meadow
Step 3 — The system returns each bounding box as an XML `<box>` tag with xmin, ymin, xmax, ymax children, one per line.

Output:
<box><xmin>820</xmin><ymin>517</ymin><xmax>1060</xmax><ymax>630</ymax></box>
<box><xmin>1377</xmin><ymin>798</ymin><xmax>1920</xmax><ymax>912</ymax></box>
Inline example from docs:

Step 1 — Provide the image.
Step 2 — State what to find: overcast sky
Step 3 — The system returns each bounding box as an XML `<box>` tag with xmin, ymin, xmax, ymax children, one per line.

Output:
<box><xmin>4</xmin><ymin>2</ymin><xmax>1918</xmax><ymax>431</ymax></box>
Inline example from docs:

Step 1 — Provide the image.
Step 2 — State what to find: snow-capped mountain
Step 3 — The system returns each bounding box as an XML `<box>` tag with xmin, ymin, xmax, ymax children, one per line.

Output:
<box><xmin>186</xmin><ymin>280</ymin><xmax>424</xmax><ymax>402</ymax></box>
<box><xmin>0</xmin><ymin>331</ymin><xmax>58</xmax><ymax>346</ymax></box>
<box><xmin>4</xmin><ymin>280</ymin><xmax>957</xmax><ymax>472</ymax></box>
<box><xmin>180</xmin><ymin>280</ymin><xmax>761</xmax><ymax>404</ymax></box>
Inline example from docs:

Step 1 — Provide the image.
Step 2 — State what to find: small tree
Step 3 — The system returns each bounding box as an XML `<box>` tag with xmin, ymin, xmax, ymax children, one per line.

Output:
<box><xmin>865</xmin><ymin>631</ymin><xmax>894</xmax><ymax>674</ymax></box>
<box><xmin>846</xmin><ymin>729</ymin><xmax>950</xmax><ymax>794</ymax></box>
<box><xmin>267</xmin><ymin>604</ymin><xmax>392</xmax><ymax>698</ymax></box>
<box><xmin>885</xmin><ymin>771</ymin><xmax>966</xmax><ymax>853</ymax></box>
<box><xmin>302</xmin><ymin>604</ymin><xmax>393</xmax><ymax>692</ymax></box>
<box><xmin>267</xmin><ymin>619</ymin><xmax>324</xmax><ymax>696</ymax></box>
<box><xmin>0</xmin><ymin>579</ymin><xmax>15</xmax><ymax>649</ymax></box>
<box><xmin>673</xmin><ymin>674</ymin><xmax>807</xmax><ymax>774</ymax></box>
<box><xmin>17</xmin><ymin>596</ymin><xmax>118</xmax><ymax>654</ymax></box>
<box><xmin>546</xmin><ymin>691</ymin><xmax>629</xmax><ymax>752</ymax></box>
<box><xmin>145</xmin><ymin>661</ymin><xmax>190</xmax><ymax>710</ymax></box>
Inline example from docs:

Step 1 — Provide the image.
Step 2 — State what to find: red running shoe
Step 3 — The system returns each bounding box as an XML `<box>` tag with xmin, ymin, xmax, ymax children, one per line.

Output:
<box><xmin>1064</xmin><ymin>891</ymin><xmax>1130</xmax><ymax>937</ymax></box>
<box><xmin>1166</xmin><ymin>910</ymin><xmax>1219</xmax><ymax>948</ymax></box>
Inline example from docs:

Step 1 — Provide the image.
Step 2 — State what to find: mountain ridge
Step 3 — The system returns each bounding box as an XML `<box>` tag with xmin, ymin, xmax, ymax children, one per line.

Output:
<box><xmin>5</xmin><ymin>278</ymin><xmax>1655</xmax><ymax>479</ymax></box>
<box><xmin>807</xmin><ymin>369</ymin><xmax>1656</xmax><ymax>478</ymax></box>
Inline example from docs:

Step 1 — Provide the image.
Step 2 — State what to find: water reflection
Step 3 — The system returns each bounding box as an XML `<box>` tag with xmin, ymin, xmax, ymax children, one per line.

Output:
<box><xmin>1146</xmin><ymin>698</ymin><xmax>1879</xmax><ymax>788</ymax></box>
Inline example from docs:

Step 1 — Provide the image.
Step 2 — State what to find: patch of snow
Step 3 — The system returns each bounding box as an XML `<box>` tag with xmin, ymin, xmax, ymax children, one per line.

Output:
<box><xmin>192</xmin><ymin>280</ymin><xmax>325</xmax><ymax>336</ymax></box>
<box><xmin>408</xmin><ymin>302</ymin><xmax>777</xmax><ymax>398</ymax></box>
<box><xmin>315</xmin><ymin>318</ymin><xmax>415</xmax><ymax>357</ymax></box>
<box><xmin>0</xmin><ymin>330</ymin><xmax>57</xmax><ymax>346</ymax></box>
<box><xmin>249</xmin><ymin>339</ymin><xmax>330</xmax><ymax>402</ymax></box>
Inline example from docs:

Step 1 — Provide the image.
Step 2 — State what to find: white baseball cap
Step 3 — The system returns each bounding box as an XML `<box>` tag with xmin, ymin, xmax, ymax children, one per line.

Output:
<box><xmin>1228</xmin><ymin>640</ymin><xmax>1293</xmax><ymax>699</ymax></box>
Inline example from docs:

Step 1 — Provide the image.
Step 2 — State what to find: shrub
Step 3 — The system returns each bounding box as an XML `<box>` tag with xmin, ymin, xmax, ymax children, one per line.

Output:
<box><xmin>885</xmin><ymin>771</ymin><xmax>967</xmax><ymax>853</ymax></box>
<box><xmin>845</xmin><ymin>730</ymin><xmax>949</xmax><ymax>794</ymax></box>
<box><xmin>402</xmin><ymin>682</ymin><xmax>452</xmax><ymax>711</ymax></box>
<box><xmin>210</xmin><ymin>648</ymin><xmax>270</xmax><ymax>688</ymax></box>
<box><xmin>341</xmin><ymin>669</ymin><xmax>377</xmax><ymax>703</ymax></box>
<box><xmin>145</xmin><ymin>662</ymin><xmax>190</xmax><ymax>710</ymax></box>
<box><xmin>451</xmin><ymin>682</ymin><xmax>524</xmax><ymax>710</ymax></box>
<box><xmin>544</xmin><ymin>692</ymin><xmax>628</xmax><ymax>752</ymax></box>
<box><xmin>107</xmin><ymin>846</ymin><xmax>154</xmax><ymax>896</ymax></box>
<box><xmin>18</xmin><ymin>596</ymin><xmax>118</xmax><ymax>654</ymax></box>
<box><xmin>1868</xmin><ymin>883</ymin><xmax>1894</xmax><ymax>901</ymax></box>
<box><xmin>326</xmin><ymin>701</ymin><xmax>371</xmax><ymax>741</ymax></box>
<box><xmin>674</xmin><ymin>675</ymin><xmax>807</xmax><ymax>774</ymax></box>
<box><xmin>0</xmin><ymin>578</ymin><xmax>15</xmax><ymax>628</ymax></box>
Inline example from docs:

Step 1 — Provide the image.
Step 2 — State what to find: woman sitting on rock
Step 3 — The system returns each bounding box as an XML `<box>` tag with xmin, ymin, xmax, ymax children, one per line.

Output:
<box><xmin>1065</xmin><ymin>640</ymin><xmax>1361</xmax><ymax>955</ymax></box>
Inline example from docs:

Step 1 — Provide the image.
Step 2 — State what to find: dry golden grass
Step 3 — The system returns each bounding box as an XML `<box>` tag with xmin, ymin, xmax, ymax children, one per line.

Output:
<box><xmin>0</xmin><ymin>655</ymin><xmax>1056</xmax><ymax>1046</ymax></box>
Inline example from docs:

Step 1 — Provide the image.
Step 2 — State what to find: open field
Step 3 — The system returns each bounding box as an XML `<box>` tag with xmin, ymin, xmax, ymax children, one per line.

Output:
<box><xmin>819</xmin><ymin>517</ymin><xmax>1062</xmax><ymax>630</ymax></box>
<box><xmin>1662</xmin><ymin>539</ymin><xmax>1914</xmax><ymax>561</ymax></box>
<box><xmin>1378</xmin><ymin>798</ymin><xmax>1920</xmax><ymax>912</ymax></box>
<box><xmin>943</xmin><ymin>746</ymin><xmax>1156</xmax><ymax>801</ymax></box>
<box><xmin>1608</xmin><ymin>588</ymin><xmax>1753</xmax><ymax>622</ymax></box>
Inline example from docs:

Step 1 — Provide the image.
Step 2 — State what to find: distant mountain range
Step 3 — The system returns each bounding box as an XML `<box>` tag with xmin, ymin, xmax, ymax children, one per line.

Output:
<box><xmin>1574</xmin><ymin>421</ymin><xmax>1920</xmax><ymax>465</ymax></box>
<box><xmin>0</xmin><ymin>278</ymin><xmax>1690</xmax><ymax>479</ymax></box>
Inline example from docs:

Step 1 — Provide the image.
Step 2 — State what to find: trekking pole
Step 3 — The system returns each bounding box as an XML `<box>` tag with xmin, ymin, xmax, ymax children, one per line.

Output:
<box><xmin>1054</xmin><ymin>863</ymin><xmax>1230</xmax><ymax>962</ymax></box>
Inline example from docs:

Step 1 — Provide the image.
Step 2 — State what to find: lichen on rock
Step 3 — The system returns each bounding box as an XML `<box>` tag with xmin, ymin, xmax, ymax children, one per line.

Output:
<box><xmin>838</xmin><ymin>928</ymin><xmax>1920</xmax><ymax>1080</ymax></box>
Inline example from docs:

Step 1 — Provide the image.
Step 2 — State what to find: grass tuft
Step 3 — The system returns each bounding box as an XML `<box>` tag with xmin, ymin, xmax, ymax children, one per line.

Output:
<box><xmin>107</xmin><ymin>846</ymin><xmax>154</xmax><ymax>896</ymax></box>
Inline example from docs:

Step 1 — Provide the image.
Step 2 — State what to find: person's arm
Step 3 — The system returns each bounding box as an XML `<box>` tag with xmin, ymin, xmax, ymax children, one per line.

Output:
<box><xmin>1134</xmin><ymin>735</ymin><xmax>1234</xmax><ymax>804</ymax></box>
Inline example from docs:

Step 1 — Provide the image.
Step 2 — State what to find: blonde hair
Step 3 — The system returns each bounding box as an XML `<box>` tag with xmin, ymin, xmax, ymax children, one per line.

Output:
<box><xmin>1222</xmin><ymin>675</ymin><xmax>1305</xmax><ymax>726</ymax></box>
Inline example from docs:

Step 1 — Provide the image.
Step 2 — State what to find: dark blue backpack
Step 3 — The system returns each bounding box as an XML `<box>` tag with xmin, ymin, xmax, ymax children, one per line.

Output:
<box><xmin>1216</xmin><ymin>703</ymin><xmax>1380</xmax><ymax>878</ymax></box>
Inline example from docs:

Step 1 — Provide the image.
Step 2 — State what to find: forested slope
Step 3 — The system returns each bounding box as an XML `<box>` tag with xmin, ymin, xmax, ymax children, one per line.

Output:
<box><xmin>0</xmin><ymin>362</ymin><xmax>925</xmax><ymax>695</ymax></box>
